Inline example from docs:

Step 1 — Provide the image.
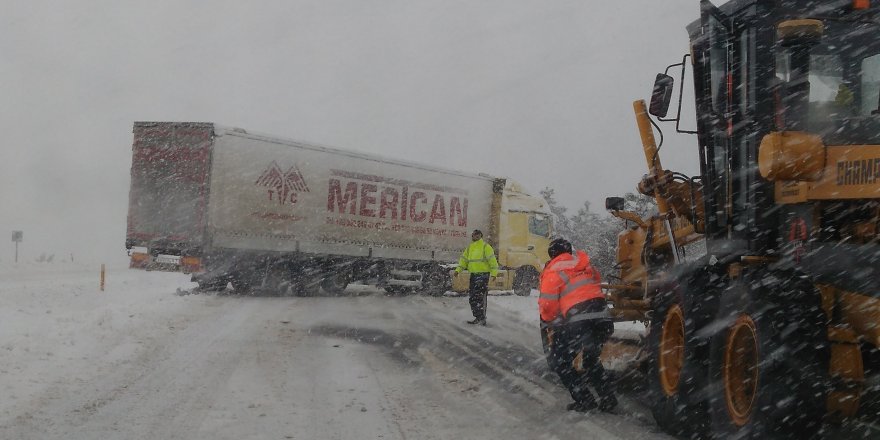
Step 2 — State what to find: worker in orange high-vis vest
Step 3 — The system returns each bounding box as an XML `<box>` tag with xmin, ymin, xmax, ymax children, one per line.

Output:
<box><xmin>539</xmin><ymin>238</ymin><xmax>617</xmax><ymax>413</ymax></box>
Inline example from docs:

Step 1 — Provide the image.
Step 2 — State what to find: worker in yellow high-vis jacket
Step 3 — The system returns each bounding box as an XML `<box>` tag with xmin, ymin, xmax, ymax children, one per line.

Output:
<box><xmin>454</xmin><ymin>229</ymin><xmax>499</xmax><ymax>326</ymax></box>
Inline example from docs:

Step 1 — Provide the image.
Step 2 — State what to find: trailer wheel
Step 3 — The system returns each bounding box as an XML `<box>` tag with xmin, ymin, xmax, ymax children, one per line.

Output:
<box><xmin>513</xmin><ymin>267</ymin><xmax>538</xmax><ymax>296</ymax></box>
<box><xmin>321</xmin><ymin>272</ymin><xmax>350</xmax><ymax>295</ymax></box>
<box><xmin>384</xmin><ymin>285</ymin><xmax>415</xmax><ymax>296</ymax></box>
<box><xmin>231</xmin><ymin>275</ymin><xmax>256</xmax><ymax>294</ymax></box>
<box><xmin>197</xmin><ymin>279</ymin><xmax>229</xmax><ymax>292</ymax></box>
<box><xmin>646</xmin><ymin>285</ymin><xmax>710</xmax><ymax>437</ymax></box>
<box><xmin>708</xmin><ymin>272</ymin><xmax>828</xmax><ymax>439</ymax></box>
<box><xmin>259</xmin><ymin>264</ymin><xmax>290</xmax><ymax>296</ymax></box>
<box><xmin>422</xmin><ymin>264</ymin><xmax>452</xmax><ymax>296</ymax></box>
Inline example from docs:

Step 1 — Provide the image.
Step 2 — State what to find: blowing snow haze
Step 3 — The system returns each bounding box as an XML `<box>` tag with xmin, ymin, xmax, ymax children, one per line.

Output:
<box><xmin>0</xmin><ymin>1</ymin><xmax>707</xmax><ymax>262</ymax></box>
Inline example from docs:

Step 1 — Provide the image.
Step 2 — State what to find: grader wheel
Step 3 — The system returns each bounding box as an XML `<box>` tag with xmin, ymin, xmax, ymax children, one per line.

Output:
<box><xmin>827</xmin><ymin>328</ymin><xmax>864</xmax><ymax>420</ymax></box>
<box><xmin>658</xmin><ymin>304</ymin><xmax>685</xmax><ymax>396</ymax></box>
<box><xmin>646</xmin><ymin>286</ymin><xmax>710</xmax><ymax>438</ymax></box>
<box><xmin>722</xmin><ymin>315</ymin><xmax>759</xmax><ymax>427</ymax></box>
<box><xmin>709</xmin><ymin>272</ymin><xmax>828</xmax><ymax>439</ymax></box>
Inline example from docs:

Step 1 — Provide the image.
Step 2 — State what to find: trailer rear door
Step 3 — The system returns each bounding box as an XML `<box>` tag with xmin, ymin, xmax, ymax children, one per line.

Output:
<box><xmin>126</xmin><ymin>122</ymin><xmax>213</xmax><ymax>254</ymax></box>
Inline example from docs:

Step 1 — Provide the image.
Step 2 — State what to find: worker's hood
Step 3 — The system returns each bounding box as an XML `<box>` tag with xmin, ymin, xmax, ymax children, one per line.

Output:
<box><xmin>547</xmin><ymin>250</ymin><xmax>591</xmax><ymax>272</ymax></box>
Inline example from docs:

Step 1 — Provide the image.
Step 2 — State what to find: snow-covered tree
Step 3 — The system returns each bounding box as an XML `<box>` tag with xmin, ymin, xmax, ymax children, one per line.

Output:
<box><xmin>540</xmin><ymin>189</ymin><xmax>658</xmax><ymax>279</ymax></box>
<box><xmin>569</xmin><ymin>201</ymin><xmax>619</xmax><ymax>278</ymax></box>
<box><xmin>624</xmin><ymin>192</ymin><xmax>657</xmax><ymax>218</ymax></box>
<box><xmin>540</xmin><ymin>187</ymin><xmax>573</xmax><ymax>240</ymax></box>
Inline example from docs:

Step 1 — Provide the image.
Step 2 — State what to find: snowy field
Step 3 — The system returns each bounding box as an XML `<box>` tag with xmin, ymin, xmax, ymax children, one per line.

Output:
<box><xmin>0</xmin><ymin>259</ymin><xmax>669</xmax><ymax>440</ymax></box>
<box><xmin>3</xmin><ymin>261</ymin><xmax>876</xmax><ymax>439</ymax></box>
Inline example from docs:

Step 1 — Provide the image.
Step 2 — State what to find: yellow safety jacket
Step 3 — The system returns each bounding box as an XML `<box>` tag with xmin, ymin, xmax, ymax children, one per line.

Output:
<box><xmin>456</xmin><ymin>239</ymin><xmax>499</xmax><ymax>276</ymax></box>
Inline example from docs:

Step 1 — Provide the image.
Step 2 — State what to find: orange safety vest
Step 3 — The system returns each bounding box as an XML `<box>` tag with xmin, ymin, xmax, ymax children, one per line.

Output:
<box><xmin>538</xmin><ymin>250</ymin><xmax>605</xmax><ymax>324</ymax></box>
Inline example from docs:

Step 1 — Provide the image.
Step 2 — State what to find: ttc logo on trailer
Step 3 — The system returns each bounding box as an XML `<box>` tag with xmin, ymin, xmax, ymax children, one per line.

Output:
<box><xmin>255</xmin><ymin>161</ymin><xmax>310</xmax><ymax>206</ymax></box>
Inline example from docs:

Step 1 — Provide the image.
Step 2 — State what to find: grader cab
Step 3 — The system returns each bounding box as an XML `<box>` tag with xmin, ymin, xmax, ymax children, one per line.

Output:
<box><xmin>604</xmin><ymin>0</ymin><xmax>880</xmax><ymax>437</ymax></box>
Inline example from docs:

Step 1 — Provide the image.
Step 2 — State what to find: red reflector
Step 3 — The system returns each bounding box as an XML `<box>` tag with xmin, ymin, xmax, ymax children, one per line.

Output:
<box><xmin>181</xmin><ymin>256</ymin><xmax>202</xmax><ymax>273</ymax></box>
<box><xmin>854</xmin><ymin>0</ymin><xmax>870</xmax><ymax>9</ymax></box>
<box><xmin>130</xmin><ymin>252</ymin><xmax>149</xmax><ymax>269</ymax></box>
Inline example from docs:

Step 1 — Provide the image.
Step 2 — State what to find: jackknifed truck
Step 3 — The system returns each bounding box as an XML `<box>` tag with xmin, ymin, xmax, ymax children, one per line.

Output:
<box><xmin>126</xmin><ymin>122</ymin><xmax>551</xmax><ymax>295</ymax></box>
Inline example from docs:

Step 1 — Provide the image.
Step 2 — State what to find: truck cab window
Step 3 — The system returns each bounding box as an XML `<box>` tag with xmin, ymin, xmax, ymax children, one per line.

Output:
<box><xmin>528</xmin><ymin>215</ymin><xmax>550</xmax><ymax>237</ymax></box>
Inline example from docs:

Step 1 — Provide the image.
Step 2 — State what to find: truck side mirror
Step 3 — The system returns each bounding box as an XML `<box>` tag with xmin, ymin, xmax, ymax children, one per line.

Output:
<box><xmin>649</xmin><ymin>73</ymin><xmax>675</xmax><ymax>118</ymax></box>
<box><xmin>605</xmin><ymin>197</ymin><xmax>625</xmax><ymax>212</ymax></box>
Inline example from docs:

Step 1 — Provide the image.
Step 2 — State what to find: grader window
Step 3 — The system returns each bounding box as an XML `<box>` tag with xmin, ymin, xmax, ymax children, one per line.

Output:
<box><xmin>738</xmin><ymin>29</ymin><xmax>752</xmax><ymax>115</ymax></box>
<box><xmin>861</xmin><ymin>54</ymin><xmax>880</xmax><ymax>116</ymax></box>
<box><xmin>709</xmin><ymin>15</ymin><xmax>730</xmax><ymax>117</ymax></box>
<box><xmin>773</xmin><ymin>20</ymin><xmax>880</xmax><ymax>143</ymax></box>
<box><xmin>808</xmin><ymin>55</ymin><xmax>844</xmax><ymax>107</ymax></box>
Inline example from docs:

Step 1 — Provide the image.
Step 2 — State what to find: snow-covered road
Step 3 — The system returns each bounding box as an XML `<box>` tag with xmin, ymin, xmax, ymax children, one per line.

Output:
<box><xmin>0</xmin><ymin>261</ymin><xmax>672</xmax><ymax>439</ymax></box>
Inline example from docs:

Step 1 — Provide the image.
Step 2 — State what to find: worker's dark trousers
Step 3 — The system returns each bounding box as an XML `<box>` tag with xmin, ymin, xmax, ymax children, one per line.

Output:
<box><xmin>468</xmin><ymin>273</ymin><xmax>490</xmax><ymax>321</ymax></box>
<box><xmin>541</xmin><ymin>299</ymin><xmax>615</xmax><ymax>407</ymax></box>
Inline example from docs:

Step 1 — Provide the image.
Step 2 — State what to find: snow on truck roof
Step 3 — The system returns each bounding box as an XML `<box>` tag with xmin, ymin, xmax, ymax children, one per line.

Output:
<box><xmin>134</xmin><ymin>121</ymin><xmax>500</xmax><ymax>183</ymax></box>
<box><xmin>134</xmin><ymin>121</ymin><xmax>543</xmax><ymax>203</ymax></box>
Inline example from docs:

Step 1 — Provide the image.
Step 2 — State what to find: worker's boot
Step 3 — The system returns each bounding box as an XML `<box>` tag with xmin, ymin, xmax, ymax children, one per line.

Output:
<box><xmin>588</xmin><ymin>353</ymin><xmax>617</xmax><ymax>412</ymax></box>
<box><xmin>467</xmin><ymin>316</ymin><xmax>487</xmax><ymax>325</ymax></box>
<box><xmin>566</xmin><ymin>385</ymin><xmax>598</xmax><ymax>412</ymax></box>
<box><xmin>598</xmin><ymin>394</ymin><xmax>618</xmax><ymax>412</ymax></box>
<box><xmin>566</xmin><ymin>399</ymin><xmax>597</xmax><ymax>412</ymax></box>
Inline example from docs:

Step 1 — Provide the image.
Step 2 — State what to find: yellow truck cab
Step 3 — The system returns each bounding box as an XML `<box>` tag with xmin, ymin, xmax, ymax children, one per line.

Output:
<box><xmin>452</xmin><ymin>179</ymin><xmax>552</xmax><ymax>296</ymax></box>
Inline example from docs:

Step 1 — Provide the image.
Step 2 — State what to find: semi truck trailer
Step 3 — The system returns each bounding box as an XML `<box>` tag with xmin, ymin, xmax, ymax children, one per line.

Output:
<box><xmin>126</xmin><ymin>122</ymin><xmax>551</xmax><ymax>295</ymax></box>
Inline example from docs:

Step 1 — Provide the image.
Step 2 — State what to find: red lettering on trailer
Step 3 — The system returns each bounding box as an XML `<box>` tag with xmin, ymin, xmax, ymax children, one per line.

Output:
<box><xmin>401</xmin><ymin>186</ymin><xmax>409</xmax><ymax>221</ymax></box>
<box><xmin>328</xmin><ymin>179</ymin><xmax>358</xmax><ymax>214</ymax></box>
<box><xmin>429</xmin><ymin>194</ymin><xmax>447</xmax><ymax>224</ymax></box>
<box><xmin>449</xmin><ymin>197</ymin><xmax>467</xmax><ymax>227</ymax></box>
<box><xmin>380</xmin><ymin>188</ymin><xmax>399</xmax><ymax>219</ymax></box>
<box><xmin>255</xmin><ymin>161</ymin><xmax>310</xmax><ymax>207</ymax></box>
<box><xmin>360</xmin><ymin>184</ymin><xmax>378</xmax><ymax>217</ymax></box>
<box><xmin>325</xmin><ymin>170</ymin><xmax>470</xmax><ymax>229</ymax></box>
<box><xmin>409</xmin><ymin>192</ymin><xmax>428</xmax><ymax>222</ymax></box>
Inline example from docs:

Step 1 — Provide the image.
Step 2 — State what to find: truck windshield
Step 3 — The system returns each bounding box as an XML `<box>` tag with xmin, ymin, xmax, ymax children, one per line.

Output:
<box><xmin>528</xmin><ymin>215</ymin><xmax>551</xmax><ymax>237</ymax></box>
<box><xmin>777</xmin><ymin>20</ymin><xmax>880</xmax><ymax>145</ymax></box>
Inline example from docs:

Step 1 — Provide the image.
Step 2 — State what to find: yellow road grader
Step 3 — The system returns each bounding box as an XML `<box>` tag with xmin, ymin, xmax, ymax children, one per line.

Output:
<box><xmin>604</xmin><ymin>0</ymin><xmax>880</xmax><ymax>438</ymax></box>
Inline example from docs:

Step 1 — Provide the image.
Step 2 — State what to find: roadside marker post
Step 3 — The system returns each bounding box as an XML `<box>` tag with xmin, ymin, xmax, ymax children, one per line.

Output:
<box><xmin>11</xmin><ymin>231</ymin><xmax>22</xmax><ymax>263</ymax></box>
<box><xmin>100</xmin><ymin>264</ymin><xmax>105</xmax><ymax>291</ymax></box>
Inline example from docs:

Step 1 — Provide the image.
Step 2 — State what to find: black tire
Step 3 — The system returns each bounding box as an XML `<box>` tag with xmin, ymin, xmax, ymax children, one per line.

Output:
<box><xmin>321</xmin><ymin>272</ymin><xmax>350</xmax><ymax>295</ymax></box>
<box><xmin>258</xmin><ymin>264</ymin><xmax>288</xmax><ymax>296</ymax></box>
<box><xmin>287</xmin><ymin>280</ymin><xmax>308</xmax><ymax>297</ymax></box>
<box><xmin>422</xmin><ymin>265</ymin><xmax>452</xmax><ymax>296</ymax></box>
<box><xmin>646</xmin><ymin>282</ymin><xmax>712</xmax><ymax>438</ymax></box>
<box><xmin>383</xmin><ymin>285</ymin><xmax>415</xmax><ymax>296</ymax></box>
<box><xmin>708</xmin><ymin>271</ymin><xmax>829</xmax><ymax>439</ymax></box>
<box><xmin>197</xmin><ymin>279</ymin><xmax>228</xmax><ymax>292</ymax></box>
<box><xmin>513</xmin><ymin>266</ymin><xmax>538</xmax><ymax>296</ymax></box>
<box><xmin>231</xmin><ymin>275</ymin><xmax>256</xmax><ymax>294</ymax></box>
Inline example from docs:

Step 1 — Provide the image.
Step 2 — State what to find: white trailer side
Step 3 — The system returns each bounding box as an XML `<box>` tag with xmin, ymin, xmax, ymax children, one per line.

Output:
<box><xmin>206</xmin><ymin>127</ymin><xmax>494</xmax><ymax>262</ymax></box>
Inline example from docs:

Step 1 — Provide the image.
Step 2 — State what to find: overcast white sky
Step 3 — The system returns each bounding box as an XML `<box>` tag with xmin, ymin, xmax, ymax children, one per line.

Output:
<box><xmin>0</xmin><ymin>1</ymin><xmax>716</xmax><ymax>262</ymax></box>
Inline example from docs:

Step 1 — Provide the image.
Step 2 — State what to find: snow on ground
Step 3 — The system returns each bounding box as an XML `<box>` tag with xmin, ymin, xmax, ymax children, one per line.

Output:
<box><xmin>0</xmin><ymin>260</ymin><xmax>662</xmax><ymax>440</ymax></box>
<box><xmin>0</xmin><ymin>260</ymin><xmax>645</xmax><ymax>415</ymax></box>
<box><xmin>0</xmin><ymin>258</ymin><xmax>197</xmax><ymax>419</ymax></box>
